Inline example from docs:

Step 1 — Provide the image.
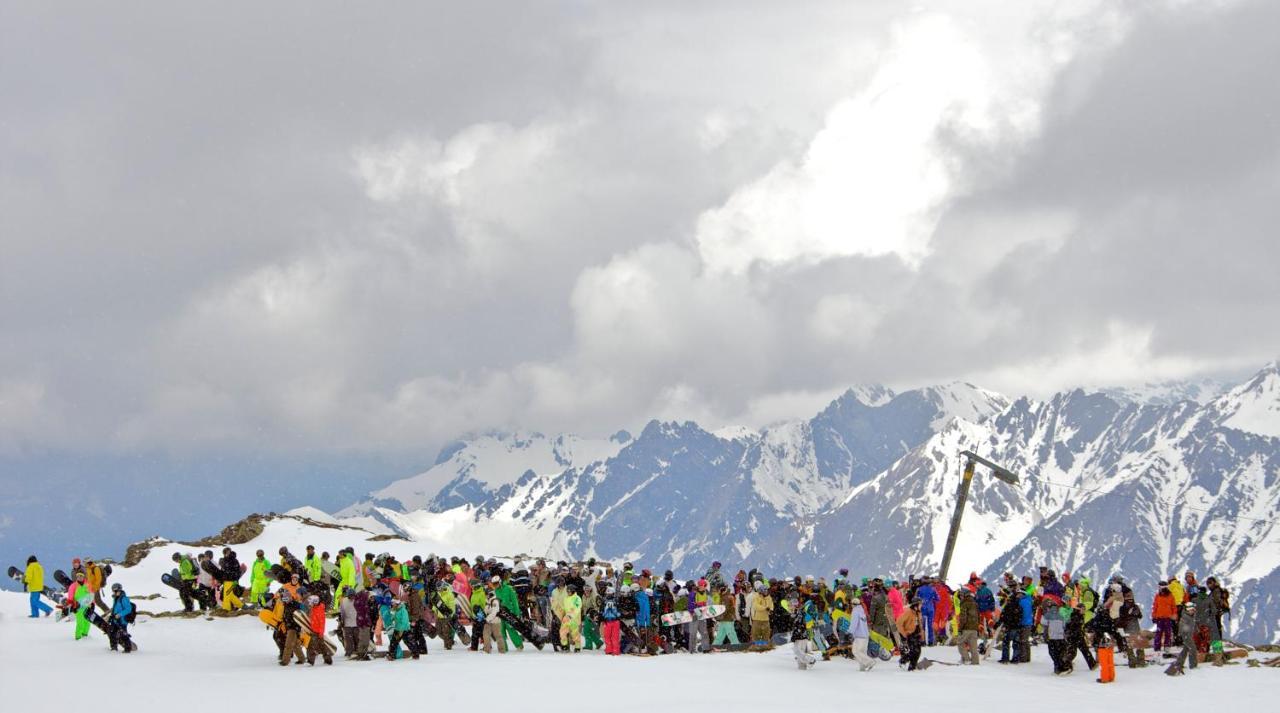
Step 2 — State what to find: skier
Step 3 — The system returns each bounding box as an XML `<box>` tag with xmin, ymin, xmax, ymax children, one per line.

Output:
<box><xmin>23</xmin><ymin>556</ymin><xmax>52</xmax><ymax>618</ymax></box>
<box><xmin>108</xmin><ymin>583</ymin><xmax>136</xmax><ymax>653</ymax></box>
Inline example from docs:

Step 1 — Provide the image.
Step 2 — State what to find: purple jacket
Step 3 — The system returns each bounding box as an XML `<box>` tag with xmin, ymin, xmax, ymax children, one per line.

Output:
<box><xmin>354</xmin><ymin>590</ymin><xmax>372</xmax><ymax>628</ymax></box>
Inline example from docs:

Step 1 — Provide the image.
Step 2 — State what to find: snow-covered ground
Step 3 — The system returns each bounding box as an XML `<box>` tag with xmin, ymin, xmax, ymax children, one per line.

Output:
<box><xmin>3</xmin><ymin>592</ymin><xmax>1273</xmax><ymax>711</ymax></box>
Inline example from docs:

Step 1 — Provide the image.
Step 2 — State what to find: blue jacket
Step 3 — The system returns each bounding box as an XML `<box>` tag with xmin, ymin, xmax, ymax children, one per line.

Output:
<box><xmin>111</xmin><ymin>594</ymin><xmax>133</xmax><ymax>623</ymax></box>
<box><xmin>635</xmin><ymin>591</ymin><xmax>651</xmax><ymax>627</ymax></box>
<box><xmin>976</xmin><ymin>585</ymin><xmax>995</xmax><ymax>612</ymax></box>
<box><xmin>917</xmin><ymin>585</ymin><xmax>938</xmax><ymax>608</ymax></box>
<box><xmin>1019</xmin><ymin>593</ymin><xmax>1034</xmax><ymax>626</ymax></box>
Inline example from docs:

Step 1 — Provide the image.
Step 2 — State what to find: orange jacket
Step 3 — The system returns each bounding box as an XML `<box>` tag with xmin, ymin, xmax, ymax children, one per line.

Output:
<box><xmin>896</xmin><ymin>608</ymin><xmax>919</xmax><ymax>637</ymax></box>
<box><xmin>1152</xmin><ymin>592</ymin><xmax>1177</xmax><ymax>620</ymax></box>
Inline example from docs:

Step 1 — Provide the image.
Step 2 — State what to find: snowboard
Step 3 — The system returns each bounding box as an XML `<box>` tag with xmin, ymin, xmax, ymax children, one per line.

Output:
<box><xmin>161</xmin><ymin>569</ymin><xmax>183</xmax><ymax>591</ymax></box>
<box><xmin>7</xmin><ymin>565</ymin><xmax>61</xmax><ymax>601</ymax></box>
<box><xmin>83</xmin><ymin>606</ymin><xmax>112</xmax><ymax>636</ymax></box>
<box><xmin>496</xmin><ymin>609</ymin><xmax>547</xmax><ymax>650</ymax></box>
<box><xmin>869</xmin><ymin>630</ymin><xmax>895</xmax><ymax>660</ymax></box>
<box><xmin>660</xmin><ymin>604</ymin><xmax>726</xmax><ymax>626</ymax></box>
<box><xmin>53</xmin><ymin>569</ymin><xmax>73</xmax><ymax>589</ymax></box>
<box><xmin>292</xmin><ymin>610</ymin><xmax>338</xmax><ymax>657</ymax></box>
<box><xmin>320</xmin><ymin>560</ymin><xmax>341</xmax><ymax>587</ymax></box>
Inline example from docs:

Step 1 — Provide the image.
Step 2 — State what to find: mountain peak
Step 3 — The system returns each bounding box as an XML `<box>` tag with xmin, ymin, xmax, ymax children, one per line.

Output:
<box><xmin>1212</xmin><ymin>361</ymin><xmax>1280</xmax><ymax>438</ymax></box>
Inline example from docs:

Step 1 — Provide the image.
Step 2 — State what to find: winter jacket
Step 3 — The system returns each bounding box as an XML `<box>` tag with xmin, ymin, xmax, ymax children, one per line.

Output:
<box><xmin>887</xmin><ymin>587</ymin><xmax>905</xmax><ymax>620</ymax></box>
<box><xmin>178</xmin><ymin>556</ymin><xmax>197</xmax><ymax>581</ymax></box>
<box><xmin>338</xmin><ymin>597</ymin><xmax>358</xmax><ymax>627</ymax></box>
<box><xmin>1152</xmin><ymin>592</ymin><xmax>1177</xmax><ymax>620</ymax></box>
<box><xmin>917</xmin><ymin>585</ymin><xmax>938</xmax><ymax>609</ymax></box>
<box><xmin>1019</xmin><ymin>593</ymin><xmax>1034</xmax><ymax>627</ymax></box>
<box><xmin>470</xmin><ymin>588</ymin><xmax>488</xmax><ymax>622</ymax></box>
<box><xmin>219</xmin><ymin>553</ymin><xmax>241</xmax><ymax>582</ymax></box>
<box><xmin>975</xmin><ymin>585</ymin><xmax>995</xmax><ymax>613</ymax></box>
<box><xmin>999</xmin><ymin>594</ymin><xmax>1023</xmax><ymax>628</ymax></box>
<box><xmin>896</xmin><ymin>608</ymin><xmax>920</xmax><ymax>638</ymax></box>
<box><xmin>957</xmin><ymin>597</ymin><xmax>980</xmax><ymax>631</ymax></box>
<box><xmin>1167</xmin><ymin>579</ymin><xmax>1186</xmax><ymax>605</ymax></box>
<box><xmin>601</xmin><ymin>595</ymin><xmax>620</xmax><ymax>622</ymax></box>
<box><xmin>308</xmin><ymin>603</ymin><xmax>326</xmax><ymax>634</ymax></box>
<box><xmin>1041</xmin><ymin>603</ymin><xmax>1065</xmax><ymax>640</ymax></box>
<box><xmin>849</xmin><ymin>603</ymin><xmax>870</xmax><ymax>639</ymax></box>
<box><xmin>495</xmin><ymin>582</ymin><xmax>520</xmax><ymax>615</ymax></box>
<box><xmin>484</xmin><ymin>593</ymin><xmax>503</xmax><ymax>621</ymax></box>
<box><xmin>390</xmin><ymin>604</ymin><xmax>411</xmax><ymax>633</ymax></box>
<box><xmin>251</xmin><ymin>558</ymin><xmax>271</xmax><ymax>590</ymax></box>
<box><xmin>111</xmin><ymin>594</ymin><xmax>134</xmax><ymax>624</ymax></box>
<box><xmin>85</xmin><ymin>562</ymin><xmax>104</xmax><ymax>592</ymax></box>
<box><xmin>635</xmin><ymin>590</ymin><xmax>651</xmax><ymax>627</ymax></box>
<box><xmin>339</xmin><ymin>555</ymin><xmax>356</xmax><ymax>588</ymax></box>
<box><xmin>750</xmin><ymin>593</ymin><xmax>773</xmax><ymax>622</ymax></box>
<box><xmin>564</xmin><ymin>593</ymin><xmax>583</xmax><ymax>625</ymax></box>
<box><xmin>24</xmin><ymin>562</ymin><xmax>44</xmax><ymax>592</ymax></box>
<box><xmin>304</xmin><ymin>555</ymin><xmax>322</xmax><ymax>583</ymax></box>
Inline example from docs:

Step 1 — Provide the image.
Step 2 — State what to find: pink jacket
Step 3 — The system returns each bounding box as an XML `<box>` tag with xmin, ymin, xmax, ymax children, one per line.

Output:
<box><xmin>453</xmin><ymin>572</ymin><xmax>472</xmax><ymax>599</ymax></box>
<box><xmin>888</xmin><ymin>587</ymin><xmax>905</xmax><ymax>620</ymax></box>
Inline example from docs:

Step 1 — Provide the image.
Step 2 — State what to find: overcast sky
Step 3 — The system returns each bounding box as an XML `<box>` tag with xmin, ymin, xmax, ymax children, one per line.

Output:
<box><xmin>3</xmin><ymin>0</ymin><xmax>1279</xmax><ymax>459</ymax></box>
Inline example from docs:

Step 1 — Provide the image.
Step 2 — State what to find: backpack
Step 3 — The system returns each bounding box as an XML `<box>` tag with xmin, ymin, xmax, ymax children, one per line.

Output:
<box><xmin>125</xmin><ymin>601</ymin><xmax>137</xmax><ymax>624</ymax></box>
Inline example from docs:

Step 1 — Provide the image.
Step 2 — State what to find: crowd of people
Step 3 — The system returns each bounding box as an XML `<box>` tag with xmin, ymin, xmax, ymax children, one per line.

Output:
<box><xmin>19</xmin><ymin>549</ymin><xmax>1235</xmax><ymax>676</ymax></box>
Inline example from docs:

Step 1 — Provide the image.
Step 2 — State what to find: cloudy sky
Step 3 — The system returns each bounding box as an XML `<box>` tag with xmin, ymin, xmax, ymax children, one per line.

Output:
<box><xmin>3</xmin><ymin>0</ymin><xmax>1279</xmax><ymax>471</ymax></box>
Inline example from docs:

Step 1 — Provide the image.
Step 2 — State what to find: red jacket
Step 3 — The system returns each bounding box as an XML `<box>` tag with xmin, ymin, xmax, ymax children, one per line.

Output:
<box><xmin>309</xmin><ymin>604</ymin><xmax>326</xmax><ymax>634</ymax></box>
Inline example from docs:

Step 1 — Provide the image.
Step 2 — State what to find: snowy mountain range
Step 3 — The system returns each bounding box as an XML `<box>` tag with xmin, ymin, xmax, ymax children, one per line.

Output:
<box><xmin>324</xmin><ymin>364</ymin><xmax>1280</xmax><ymax>642</ymax></box>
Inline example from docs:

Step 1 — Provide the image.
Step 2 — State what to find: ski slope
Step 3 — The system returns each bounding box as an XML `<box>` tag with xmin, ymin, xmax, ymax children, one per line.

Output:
<box><xmin>2</xmin><ymin>592</ymin><xmax>1274</xmax><ymax>712</ymax></box>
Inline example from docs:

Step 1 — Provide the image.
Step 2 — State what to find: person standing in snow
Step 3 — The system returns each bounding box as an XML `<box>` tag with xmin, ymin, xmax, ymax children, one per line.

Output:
<box><xmin>23</xmin><ymin>556</ymin><xmax>52</xmax><ymax>618</ymax></box>
<box><xmin>601</xmin><ymin>585</ymin><xmax>622</xmax><ymax>656</ymax></box>
<box><xmin>897</xmin><ymin>597</ymin><xmax>923</xmax><ymax>671</ymax></box>
<box><xmin>1167</xmin><ymin>601</ymin><xmax>1201</xmax><ymax>676</ymax></box>
<box><xmin>67</xmin><ymin>570</ymin><xmax>93</xmax><ymax>640</ymax></box>
<box><xmin>481</xmin><ymin>577</ymin><xmax>507</xmax><ymax>653</ymax></box>
<box><xmin>955</xmin><ymin>588</ymin><xmax>980</xmax><ymax>665</ymax></box>
<box><xmin>278</xmin><ymin>590</ymin><xmax>307</xmax><ymax>666</ymax></box>
<box><xmin>848</xmin><ymin>593</ymin><xmax>876</xmax><ymax>671</ymax></box>
<box><xmin>108</xmin><ymin>583</ymin><xmax>136</xmax><ymax>653</ymax></box>
<box><xmin>791</xmin><ymin>594</ymin><xmax>817</xmax><ymax>670</ymax></box>
<box><xmin>562</xmin><ymin>583</ymin><xmax>583</xmax><ymax>652</ymax></box>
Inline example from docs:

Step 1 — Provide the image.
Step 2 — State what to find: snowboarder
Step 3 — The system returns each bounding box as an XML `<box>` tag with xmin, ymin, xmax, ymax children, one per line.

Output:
<box><xmin>23</xmin><ymin>556</ymin><xmax>52</xmax><ymax>618</ymax></box>
<box><xmin>897</xmin><ymin>597</ymin><xmax>923</xmax><ymax>671</ymax></box>
<box><xmin>108</xmin><ymin>583</ymin><xmax>136</xmax><ymax>653</ymax></box>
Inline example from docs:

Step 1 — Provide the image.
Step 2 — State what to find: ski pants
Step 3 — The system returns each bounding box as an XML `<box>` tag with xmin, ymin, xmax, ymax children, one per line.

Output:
<box><xmin>1154</xmin><ymin>618</ymin><xmax>1174</xmax><ymax>650</ymax></box>
<box><xmin>482</xmin><ymin>620</ymin><xmax>507</xmax><ymax>652</ymax></box>
<box><xmin>792</xmin><ymin>639</ymin><xmax>816</xmax><ymax>669</ymax></box>
<box><xmin>501</xmin><ymin>618</ymin><xmax>524</xmax><ymax>649</ymax></box>
<box><xmin>687</xmin><ymin>618</ymin><xmax>710</xmax><ymax>653</ymax></box>
<box><xmin>387</xmin><ymin>630</ymin><xmax>405</xmax><ymax>659</ymax></box>
<box><xmin>583</xmin><ymin>618</ymin><xmax>603</xmax><ymax>649</ymax></box>
<box><xmin>713</xmin><ymin>621</ymin><xmax>740</xmax><ymax>646</ymax></box>
<box><xmin>956</xmin><ymin>629</ymin><xmax>979</xmax><ymax>664</ymax></box>
<box><xmin>1018</xmin><ymin>625</ymin><xmax>1031</xmax><ymax>662</ymax></box>
<box><xmin>1047</xmin><ymin>639</ymin><xmax>1068</xmax><ymax>672</ymax></box>
<box><xmin>901</xmin><ymin>632</ymin><xmax>922</xmax><ymax>670</ymax></box>
<box><xmin>74</xmin><ymin>607</ymin><xmax>91</xmax><ymax>639</ymax></box>
<box><xmin>851</xmin><ymin>637</ymin><xmax>876</xmax><ymax>669</ymax></box>
<box><xmin>220</xmin><ymin>582</ymin><xmax>242</xmax><ymax>611</ymax></box>
<box><xmin>281</xmin><ymin>629</ymin><xmax>306</xmax><ymax>664</ymax></box>
<box><xmin>1175</xmin><ymin>643</ymin><xmax>1198</xmax><ymax>670</ymax></box>
<box><xmin>29</xmin><ymin>592</ymin><xmax>52</xmax><ymax>617</ymax></box>
<box><xmin>178</xmin><ymin>579</ymin><xmax>196</xmax><ymax>611</ymax></box>
<box><xmin>561</xmin><ymin>617</ymin><xmax>582</xmax><ymax>648</ymax></box>
<box><xmin>406</xmin><ymin>620</ymin><xmax>428</xmax><ymax>655</ymax></box>
<box><xmin>602</xmin><ymin>620</ymin><xmax>621</xmax><ymax>655</ymax></box>
<box><xmin>1000</xmin><ymin>625</ymin><xmax>1020</xmax><ymax>662</ymax></box>
<box><xmin>251</xmin><ymin>583</ymin><xmax>269</xmax><ymax>607</ymax></box>
<box><xmin>306</xmin><ymin>633</ymin><xmax>330</xmax><ymax>663</ymax></box>
<box><xmin>920</xmin><ymin>605</ymin><xmax>935</xmax><ymax>644</ymax></box>
<box><xmin>750</xmin><ymin>619</ymin><xmax>770</xmax><ymax>645</ymax></box>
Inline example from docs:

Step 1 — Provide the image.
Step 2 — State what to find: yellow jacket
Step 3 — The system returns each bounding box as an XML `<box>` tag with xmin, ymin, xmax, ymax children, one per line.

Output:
<box><xmin>24</xmin><ymin>562</ymin><xmax>44</xmax><ymax>592</ymax></box>
<box><xmin>1168</xmin><ymin>579</ymin><xmax>1186</xmax><ymax>605</ymax></box>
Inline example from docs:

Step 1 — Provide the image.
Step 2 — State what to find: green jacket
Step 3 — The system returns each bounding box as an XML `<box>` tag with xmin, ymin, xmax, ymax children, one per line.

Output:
<box><xmin>251</xmin><ymin>558</ymin><xmax>271</xmax><ymax>589</ymax></box>
<box><xmin>178</xmin><ymin>556</ymin><xmax>197</xmax><ymax>581</ymax></box>
<box><xmin>339</xmin><ymin>555</ymin><xmax>356</xmax><ymax>587</ymax></box>
<box><xmin>304</xmin><ymin>555</ymin><xmax>322</xmax><ymax>583</ymax></box>
<box><xmin>495</xmin><ymin>582</ymin><xmax>520</xmax><ymax>615</ymax></box>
